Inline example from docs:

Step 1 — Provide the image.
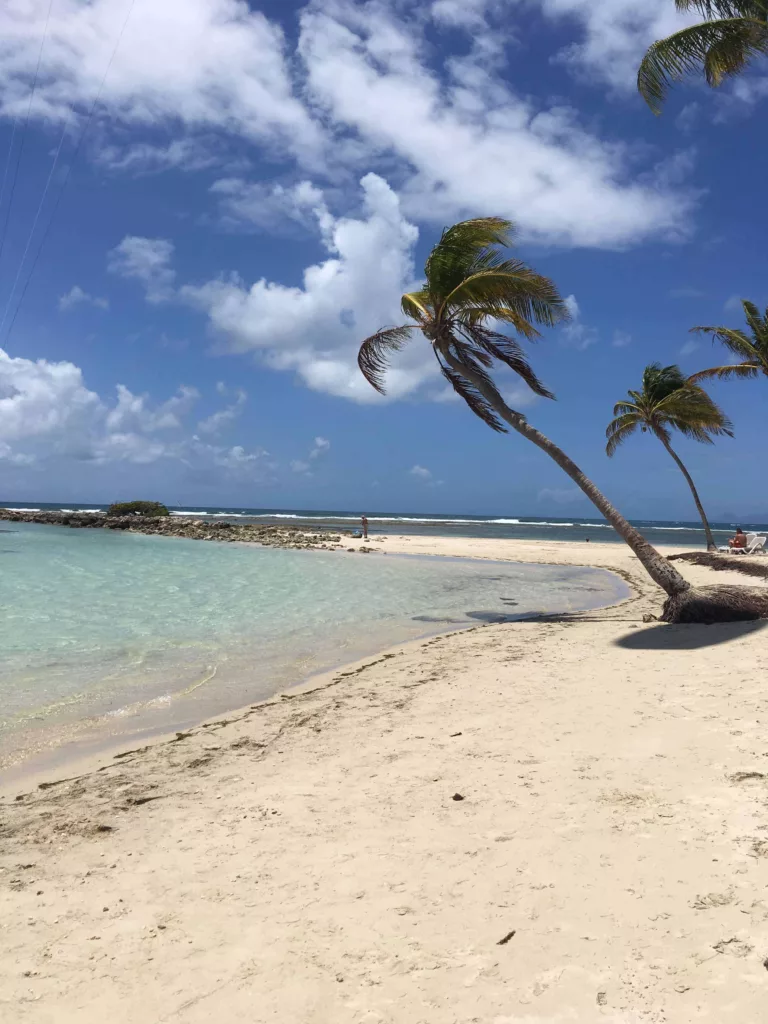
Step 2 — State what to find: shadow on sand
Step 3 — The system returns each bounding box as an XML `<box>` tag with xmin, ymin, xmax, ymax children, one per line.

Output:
<box><xmin>614</xmin><ymin>620</ymin><xmax>768</xmax><ymax>651</ymax></box>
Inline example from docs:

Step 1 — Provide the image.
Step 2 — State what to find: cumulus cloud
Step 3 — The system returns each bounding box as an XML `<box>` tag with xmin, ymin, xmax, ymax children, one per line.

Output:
<box><xmin>409</xmin><ymin>464</ymin><xmax>432</xmax><ymax>479</ymax></box>
<box><xmin>0</xmin><ymin>348</ymin><xmax>267</xmax><ymax>480</ymax></box>
<box><xmin>612</xmin><ymin>331</ymin><xmax>632</xmax><ymax>349</ymax></box>
<box><xmin>108</xmin><ymin>237</ymin><xmax>176</xmax><ymax>303</ymax></box>
<box><xmin>179</xmin><ymin>174</ymin><xmax>435</xmax><ymax>402</ymax></box>
<box><xmin>58</xmin><ymin>286</ymin><xmax>109</xmax><ymax>312</ymax></box>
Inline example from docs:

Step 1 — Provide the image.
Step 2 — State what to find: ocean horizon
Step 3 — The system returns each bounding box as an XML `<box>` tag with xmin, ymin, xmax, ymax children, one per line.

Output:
<box><xmin>3</xmin><ymin>501</ymin><xmax>766</xmax><ymax>549</ymax></box>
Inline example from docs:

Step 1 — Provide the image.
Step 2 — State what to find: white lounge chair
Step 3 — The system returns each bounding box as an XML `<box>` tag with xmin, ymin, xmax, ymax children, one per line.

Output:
<box><xmin>720</xmin><ymin>536</ymin><xmax>765</xmax><ymax>552</ymax></box>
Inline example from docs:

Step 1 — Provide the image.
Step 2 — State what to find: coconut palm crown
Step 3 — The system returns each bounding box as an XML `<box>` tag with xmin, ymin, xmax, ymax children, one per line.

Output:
<box><xmin>638</xmin><ymin>1</ymin><xmax>768</xmax><ymax>113</ymax></box>
<box><xmin>358</xmin><ymin>218</ymin><xmax>567</xmax><ymax>428</ymax></box>
<box><xmin>606</xmin><ymin>364</ymin><xmax>733</xmax><ymax>550</ymax></box>
<box><xmin>688</xmin><ymin>299</ymin><xmax>768</xmax><ymax>383</ymax></box>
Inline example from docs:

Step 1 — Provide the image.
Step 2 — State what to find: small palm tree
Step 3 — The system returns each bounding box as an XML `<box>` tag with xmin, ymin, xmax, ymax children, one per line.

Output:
<box><xmin>357</xmin><ymin>218</ymin><xmax>767</xmax><ymax>622</ymax></box>
<box><xmin>606</xmin><ymin>364</ymin><xmax>733</xmax><ymax>551</ymax></box>
<box><xmin>638</xmin><ymin>1</ymin><xmax>768</xmax><ymax>113</ymax></box>
<box><xmin>688</xmin><ymin>299</ymin><xmax>768</xmax><ymax>383</ymax></box>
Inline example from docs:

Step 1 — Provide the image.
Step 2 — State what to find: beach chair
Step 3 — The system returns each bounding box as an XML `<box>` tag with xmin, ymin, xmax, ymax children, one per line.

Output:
<box><xmin>746</xmin><ymin>535</ymin><xmax>767</xmax><ymax>555</ymax></box>
<box><xmin>719</xmin><ymin>532</ymin><xmax>758</xmax><ymax>554</ymax></box>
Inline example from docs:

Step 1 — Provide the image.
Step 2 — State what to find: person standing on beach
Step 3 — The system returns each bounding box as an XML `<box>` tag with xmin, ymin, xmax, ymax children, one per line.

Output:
<box><xmin>361</xmin><ymin>515</ymin><xmax>369</xmax><ymax>540</ymax></box>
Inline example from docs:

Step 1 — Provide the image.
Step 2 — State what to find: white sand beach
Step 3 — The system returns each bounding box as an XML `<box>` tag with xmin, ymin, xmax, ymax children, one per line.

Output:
<box><xmin>2</xmin><ymin>537</ymin><xmax>768</xmax><ymax>1023</ymax></box>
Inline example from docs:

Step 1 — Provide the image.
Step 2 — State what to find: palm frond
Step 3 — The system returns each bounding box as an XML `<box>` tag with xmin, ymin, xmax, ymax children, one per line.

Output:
<box><xmin>436</xmin><ymin>347</ymin><xmax>508</xmax><ymax>433</ymax></box>
<box><xmin>458</xmin><ymin>323</ymin><xmax>555</xmax><ymax>398</ymax></box>
<box><xmin>441</xmin><ymin>264</ymin><xmax>569</xmax><ymax>329</ymax></box>
<box><xmin>687</xmin><ymin>361</ymin><xmax>761</xmax><ymax>382</ymax></box>
<box><xmin>690</xmin><ymin>324</ymin><xmax>758</xmax><ymax>359</ymax></box>
<box><xmin>357</xmin><ymin>325</ymin><xmax>414</xmax><ymax>394</ymax></box>
<box><xmin>459</xmin><ymin>304</ymin><xmax>542</xmax><ymax>339</ymax></box>
<box><xmin>638</xmin><ymin>17</ymin><xmax>768</xmax><ymax>112</ymax></box>
<box><xmin>401</xmin><ymin>291</ymin><xmax>430</xmax><ymax>323</ymax></box>
<box><xmin>606</xmin><ymin>414</ymin><xmax>641</xmax><ymax>457</ymax></box>
<box><xmin>612</xmin><ymin>400</ymin><xmax>640</xmax><ymax>416</ymax></box>
<box><xmin>425</xmin><ymin>218</ymin><xmax>514</xmax><ymax>302</ymax></box>
<box><xmin>741</xmin><ymin>298</ymin><xmax>768</xmax><ymax>339</ymax></box>
<box><xmin>641</xmin><ymin>362</ymin><xmax>689</xmax><ymax>401</ymax></box>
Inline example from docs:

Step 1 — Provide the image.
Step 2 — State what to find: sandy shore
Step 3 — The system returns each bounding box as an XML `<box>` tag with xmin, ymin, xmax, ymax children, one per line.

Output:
<box><xmin>2</xmin><ymin>537</ymin><xmax>768</xmax><ymax>1023</ymax></box>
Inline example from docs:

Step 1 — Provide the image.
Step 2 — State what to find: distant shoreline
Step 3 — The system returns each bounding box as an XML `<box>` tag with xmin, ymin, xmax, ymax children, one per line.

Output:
<box><xmin>0</xmin><ymin>508</ymin><xmax>351</xmax><ymax>551</ymax></box>
<box><xmin>3</xmin><ymin>502</ymin><xmax>764</xmax><ymax>547</ymax></box>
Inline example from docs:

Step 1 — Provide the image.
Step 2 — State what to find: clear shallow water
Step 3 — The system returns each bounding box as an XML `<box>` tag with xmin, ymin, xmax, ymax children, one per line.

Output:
<box><xmin>0</xmin><ymin>523</ymin><xmax>628</xmax><ymax>771</ymax></box>
<box><xmin>4</xmin><ymin>502</ymin><xmax>767</xmax><ymax>548</ymax></box>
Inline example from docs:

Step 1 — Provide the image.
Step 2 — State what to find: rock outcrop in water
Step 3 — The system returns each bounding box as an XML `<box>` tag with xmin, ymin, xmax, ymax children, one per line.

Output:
<box><xmin>0</xmin><ymin>509</ymin><xmax>348</xmax><ymax>551</ymax></box>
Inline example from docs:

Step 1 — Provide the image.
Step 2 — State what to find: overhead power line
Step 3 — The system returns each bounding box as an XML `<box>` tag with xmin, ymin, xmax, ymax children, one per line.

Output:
<box><xmin>2</xmin><ymin>0</ymin><xmax>138</xmax><ymax>347</ymax></box>
<box><xmin>0</xmin><ymin>0</ymin><xmax>56</xmax><ymax>271</ymax></box>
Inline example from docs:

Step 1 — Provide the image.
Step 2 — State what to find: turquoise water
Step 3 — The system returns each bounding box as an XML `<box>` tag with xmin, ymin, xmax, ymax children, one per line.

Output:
<box><xmin>0</xmin><ymin>523</ymin><xmax>629</xmax><ymax>771</ymax></box>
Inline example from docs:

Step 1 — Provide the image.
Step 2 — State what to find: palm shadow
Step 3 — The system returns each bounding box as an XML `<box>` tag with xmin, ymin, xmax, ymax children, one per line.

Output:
<box><xmin>614</xmin><ymin>620</ymin><xmax>768</xmax><ymax>651</ymax></box>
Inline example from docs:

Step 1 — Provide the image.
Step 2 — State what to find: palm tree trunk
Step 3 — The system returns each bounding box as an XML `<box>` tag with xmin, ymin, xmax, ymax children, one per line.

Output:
<box><xmin>655</xmin><ymin>434</ymin><xmax>717</xmax><ymax>551</ymax></box>
<box><xmin>442</xmin><ymin>352</ymin><xmax>690</xmax><ymax>598</ymax></box>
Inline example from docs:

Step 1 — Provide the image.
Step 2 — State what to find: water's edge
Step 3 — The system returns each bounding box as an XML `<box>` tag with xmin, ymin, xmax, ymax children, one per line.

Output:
<box><xmin>0</xmin><ymin>554</ymin><xmax>635</xmax><ymax>793</ymax></box>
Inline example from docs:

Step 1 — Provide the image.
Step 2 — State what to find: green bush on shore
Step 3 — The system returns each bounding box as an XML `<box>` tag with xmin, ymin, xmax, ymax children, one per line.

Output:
<box><xmin>105</xmin><ymin>501</ymin><xmax>170</xmax><ymax>518</ymax></box>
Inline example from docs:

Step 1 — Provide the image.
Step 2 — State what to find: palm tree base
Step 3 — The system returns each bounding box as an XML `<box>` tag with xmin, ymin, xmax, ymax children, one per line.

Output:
<box><xmin>660</xmin><ymin>585</ymin><xmax>768</xmax><ymax>624</ymax></box>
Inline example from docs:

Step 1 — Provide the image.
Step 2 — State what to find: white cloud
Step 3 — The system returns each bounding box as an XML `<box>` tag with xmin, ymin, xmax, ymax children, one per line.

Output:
<box><xmin>58</xmin><ymin>286</ymin><xmax>109</xmax><ymax>312</ymax></box>
<box><xmin>197</xmin><ymin>386</ymin><xmax>247</xmax><ymax>435</ymax></box>
<box><xmin>724</xmin><ymin>295</ymin><xmax>744</xmax><ymax>313</ymax></box>
<box><xmin>0</xmin><ymin>348</ymin><xmax>267</xmax><ymax>480</ymax></box>
<box><xmin>612</xmin><ymin>330</ymin><xmax>632</xmax><ymax>348</ymax></box>
<box><xmin>560</xmin><ymin>294</ymin><xmax>597</xmax><ymax>350</ymax></box>
<box><xmin>290</xmin><ymin>459</ymin><xmax>311</xmax><ymax>474</ymax></box>
<box><xmin>180</xmin><ymin>174</ymin><xmax>434</xmax><ymax>403</ymax></box>
<box><xmin>299</xmin><ymin>0</ymin><xmax>691</xmax><ymax>248</ymax></box>
<box><xmin>679</xmin><ymin>339</ymin><xmax>699</xmax><ymax>357</ymax></box>
<box><xmin>669</xmin><ymin>287</ymin><xmax>706</xmax><ymax>300</ymax></box>
<box><xmin>0</xmin><ymin>0</ymin><xmax>694</xmax><ymax>254</ymax></box>
<box><xmin>431</xmin><ymin>0</ymin><xmax>498</xmax><ymax>28</ymax></box>
<box><xmin>108</xmin><ymin>237</ymin><xmax>176</xmax><ymax>303</ymax></box>
<box><xmin>96</xmin><ymin>138</ymin><xmax>227</xmax><ymax>174</ymax></box>
<box><xmin>522</xmin><ymin>0</ymin><xmax>694</xmax><ymax>91</ymax></box>
<box><xmin>211</xmin><ymin>179</ymin><xmax>328</xmax><ymax>233</ymax></box>
<box><xmin>106</xmin><ymin>383</ymin><xmax>199</xmax><ymax>433</ymax></box>
<box><xmin>0</xmin><ymin>0</ymin><xmax>322</xmax><ymax>161</ymax></box>
<box><xmin>410</xmin><ymin>464</ymin><xmax>432</xmax><ymax>479</ymax></box>
<box><xmin>564</xmin><ymin>294</ymin><xmax>580</xmax><ymax>319</ymax></box>
<box><xmin>310</xmin><ymin>436</ymin><xmax>330</xmax><ymax>459</ymax></box>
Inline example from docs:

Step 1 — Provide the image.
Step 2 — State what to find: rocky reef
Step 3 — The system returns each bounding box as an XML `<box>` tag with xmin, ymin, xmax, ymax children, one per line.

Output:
<box><xmin>0</xmin><ymin>509</ymin><xmax>351</xmax><ymax>551</ymax></box>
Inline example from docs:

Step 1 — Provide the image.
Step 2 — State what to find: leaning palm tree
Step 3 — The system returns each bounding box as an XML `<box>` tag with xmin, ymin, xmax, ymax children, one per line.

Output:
<box><xmin>688</xmin><ymin>299</ymin><xmax>768</xmax><ymax>383</ymax></box>
<box><xmin>358</xmin><ymin>217</ymin><xmax>768</xmax><ymax>622</ymax></box>
<box><xmin>606</xmin><ymin>364</ymin><xmax>733</xmax><ymax>551</ymax></box>
<box><xmin>638</xmin><ymin>1</ymin><xmax>768</xmax><ymax>113</ymax></box>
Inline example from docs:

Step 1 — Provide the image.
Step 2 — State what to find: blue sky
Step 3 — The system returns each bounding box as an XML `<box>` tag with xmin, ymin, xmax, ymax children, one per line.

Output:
<box><xmin>0</xmin><ymin>0</ymin><xmax>765</xmax><ymax>519</ymax></box>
